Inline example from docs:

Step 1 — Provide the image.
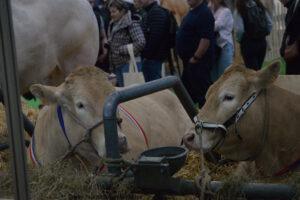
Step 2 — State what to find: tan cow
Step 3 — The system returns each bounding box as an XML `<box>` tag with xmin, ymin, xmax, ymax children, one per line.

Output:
<box><xmin>12</xmin><ymin>0</ymin><xmax>99</xmax><ymax>93</ymax></box>
<box><xmin>183</xmin><ymin>62</ymin><xmax>300</xmax><ymax>177</ymax></box>
<box><xmin>160</xmin><ymin>0</ymin><xmax>189</xmax><ymax>25</ymax></box>
<box><xmin>29</xmin><ymin>66</ymin><xmax>192</xmax><ymax>167</ymax></box>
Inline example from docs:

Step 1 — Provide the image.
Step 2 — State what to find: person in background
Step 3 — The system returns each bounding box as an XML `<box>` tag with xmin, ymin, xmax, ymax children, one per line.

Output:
<box><xmin>279</xmin><ymin>0</ymin><xmax>300</xmax><ymax>74</ymax></box>
<box><xmin>209</xmin><ymin>0</ymin><xmax>234</xmax><ymax>82</ymax></box>
<box><xmin>137</xmin><ymin>0</ymin><xmax>170</xmax><ymax>82</ymax></box>
<box><xmin>234</xmin><ymin>0</ymin><xmax>272</xmax><ymax>70</ymax></box>
<box><xmin>88</xmin><ymin>0</ymin><xmax>109</xmax><ymax>72</ymax></box>
<box><xmin>176</xmin><ymin>0</ymin><xmax>215</xmax><ymax>107</ymax></box>
<box><xmin>106</xmin><ymin>0</ymin><xmax>145</xmax><ymax>86</ymax></box>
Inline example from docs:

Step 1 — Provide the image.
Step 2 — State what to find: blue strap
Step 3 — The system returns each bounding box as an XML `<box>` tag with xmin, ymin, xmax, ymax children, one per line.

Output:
<box><xmin>57</xmin><ymin>106</ymin><xmax>72</xmax><ymax>146</ymax></box>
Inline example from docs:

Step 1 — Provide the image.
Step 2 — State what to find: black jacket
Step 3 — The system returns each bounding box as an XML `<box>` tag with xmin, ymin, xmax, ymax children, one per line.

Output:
<box><xmin>141</xmin><ymin>2</ymin><xmax>170</xmax><ymax>61</ymax></box>
<box><xmin>280</xmin><ymin>0</ymin><xmax>300</xmax><ymax>56</ymax></box>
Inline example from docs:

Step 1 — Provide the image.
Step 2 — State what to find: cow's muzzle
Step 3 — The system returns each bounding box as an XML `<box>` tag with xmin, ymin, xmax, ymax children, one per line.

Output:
<box><xmin>182</xmin><ymin>133</ymin><xmax>201</xmax><ymax>152</ymax></box>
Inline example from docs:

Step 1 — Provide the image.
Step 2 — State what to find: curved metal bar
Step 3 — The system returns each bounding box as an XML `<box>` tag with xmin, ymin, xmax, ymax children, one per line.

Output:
<box><xmin>103</xmin><ymin>76</ymin><xmax>198</xmax><ymax>174</ymax></box>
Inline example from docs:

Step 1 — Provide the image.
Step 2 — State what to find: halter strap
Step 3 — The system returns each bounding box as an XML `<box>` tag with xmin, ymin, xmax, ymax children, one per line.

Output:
<box><xmin>223</xmin><ymin>91</ymin><xmax>261</xmax><ymax>130</ymax></box>
<box><xmin>29</xmin><ymin>134</ymin><xmax>41</xmax><ymax>166</ymax></box>
<box><xmin>57</xmin><ymin>106</ymin><xmax>72</xmax><ymax>147</ymax></box>
<box><xmin>118</xmin><ymin>105</ymin><xmax>149</xmax><ymax>149</ymax></box>
<box><xmin>274</xmin><ymin>158</ymin><xmax>300</xmax><ymax>176</ymax></box>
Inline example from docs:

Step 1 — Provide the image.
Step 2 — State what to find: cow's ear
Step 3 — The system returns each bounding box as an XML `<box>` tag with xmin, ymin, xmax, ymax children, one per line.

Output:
<box><xmin>253</xmin><ymin>62</ymin><xmax>280</xmax><ymax>89</ymax></box>
<box><xmin>30</xmin><ymin>84</ymin><xmax>59</xmax><ymax>104</ymax></box>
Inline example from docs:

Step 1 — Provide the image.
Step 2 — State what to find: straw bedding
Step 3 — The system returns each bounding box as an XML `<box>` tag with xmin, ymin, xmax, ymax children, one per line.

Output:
<box><xmin>0</xmin><ymin>103</ymin><xmax>299</xmax><ymax>199</ymax></box>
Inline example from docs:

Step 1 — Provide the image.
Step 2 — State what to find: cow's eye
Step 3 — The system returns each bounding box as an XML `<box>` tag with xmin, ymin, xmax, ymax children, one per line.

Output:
<box><xmin>223</xmin><ymin>94</ymin><xmax>234</xmax><ymax>101</ymax></box>
<box><xmin>76</xmin><ymin>102</ymin><xmax>85</xmax><ymax>109</ymax></box>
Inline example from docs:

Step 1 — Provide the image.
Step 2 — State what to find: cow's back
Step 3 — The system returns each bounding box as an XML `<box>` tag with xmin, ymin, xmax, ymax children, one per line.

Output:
<box><xmin>12</xmin><ymin>0</ymin><xmax>99</xmax><ymax>93</ymax></box>
<box><xmin>275</xmin><ymin>75</ymin><xmax>300</xmax><ymax>95</ymax></box>
<box><xmin>120</xmin><ymin>89</ymin><xmax>192</xmax><ymax>159</ymax></box>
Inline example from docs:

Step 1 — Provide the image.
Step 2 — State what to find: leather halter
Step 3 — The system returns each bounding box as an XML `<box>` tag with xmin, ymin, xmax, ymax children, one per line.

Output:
<box><xmin>29</xmin><ymin>105</ymin><xmax>104</xmax><ymax>166</ymax></box>
<box><xmin>56</xmin><ymin>105</ymin><xmax>104</xmax><ymax>160</ymax></box>
<box><xmin>194</xmin><ymin>89</ymin><xmax>268</xmax><ymax>158</ymax></box>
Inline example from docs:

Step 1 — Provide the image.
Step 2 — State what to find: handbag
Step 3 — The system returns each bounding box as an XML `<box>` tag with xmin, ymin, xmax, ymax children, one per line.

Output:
<box><xmin>123</xmin><ymin>44</ymin><xmax>145</xmax><ymax>87</ymax></box>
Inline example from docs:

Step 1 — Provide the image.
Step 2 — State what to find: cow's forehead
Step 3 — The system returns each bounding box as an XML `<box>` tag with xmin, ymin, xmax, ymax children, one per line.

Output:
<box><xmin>218</xmin><ymin>73</ymin><xmax>248</xmax><ymax>92</ymax></box>
<box><xmin>63</xmin><ymin>66</ymin><xmax>115</xmax><ymax>100</ymax></box>
<box><xmin>206</xmin><ymin>66</ymin><xmax>254</xmax><ymax>97</ymax></box>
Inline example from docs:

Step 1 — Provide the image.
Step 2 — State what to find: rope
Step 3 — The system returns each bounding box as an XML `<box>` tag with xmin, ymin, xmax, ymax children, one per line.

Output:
<box><xmin>194</xmin><ymin>120</ymin><xmax>214</xmax><ymax>199</ymax></box>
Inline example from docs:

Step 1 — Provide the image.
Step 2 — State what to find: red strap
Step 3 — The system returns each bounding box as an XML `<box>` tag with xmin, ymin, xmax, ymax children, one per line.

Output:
<box><xmin>274</xmin><ymin>158</ymin><xmax>300</xmax><ymax>176</ymax></box>
<box><xmin>118</xmin><ymin>105</ymin><xmax>149</xmax><ymax>149</ymax></box>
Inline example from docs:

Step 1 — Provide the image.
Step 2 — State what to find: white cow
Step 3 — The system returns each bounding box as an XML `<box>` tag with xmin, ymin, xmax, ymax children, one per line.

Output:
<box><xmin>11</xmin><ymin>0</ymin><xmax>99</xmax><ymax>93</ymax></box>
<box><xmin>29</xmin><ymin>66</ymin><xmax>192</xmax><ymax>168</ymax></box>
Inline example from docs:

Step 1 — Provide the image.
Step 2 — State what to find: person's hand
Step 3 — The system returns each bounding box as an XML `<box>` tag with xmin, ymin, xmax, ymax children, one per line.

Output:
<box><xmin>98</xmin><ymin>49</ymin><xmax>108</xmax><ymax>63</ymax></box>
<box><xmin>189</xmin><ymin>55</ymin><xmax>200</xmax><ymax>64</ymax></box>
<box><xmin>284</xmin><ymin>42</ymin><xmax>299</xmax><ymax>62</ymax></box>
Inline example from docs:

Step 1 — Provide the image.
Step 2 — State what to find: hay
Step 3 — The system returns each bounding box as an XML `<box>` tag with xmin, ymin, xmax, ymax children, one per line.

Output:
<box><xmin>0</xmin><ymin>161</ymin><xmax>152</xmax><ymax>200</ymax></box>
<box><xmin>176</xmin><ymin>152</ymin><xmax>238</xmax><ymax>181</ymax></box>
<box><xmin>0</xmin><ymin>101</ymin><xmax>38</xmax><ymax>171</ymax></box>
<box><xmin>1</xmin><ymin>101</ymin><xmax>299</xmax><ymax>199</ymax></box>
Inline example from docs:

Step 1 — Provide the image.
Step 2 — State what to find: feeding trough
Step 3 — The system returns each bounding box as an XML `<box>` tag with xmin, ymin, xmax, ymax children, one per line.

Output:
<box><xmin>138</xmin><ymin>146</ymin><xmax>188</xmax><ymax>176</ymax></box>
<box><xmin>132</xmin><ymin>146</ymin><xmax>188</xmax><ymax>192</ymax></box>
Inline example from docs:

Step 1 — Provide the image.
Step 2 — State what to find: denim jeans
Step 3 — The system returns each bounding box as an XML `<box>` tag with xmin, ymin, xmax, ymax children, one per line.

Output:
<box><xmin>142</xmin><ymin>59</ymin><xmax>162</xmax><ymax>82</ymax></box>
<box><xmin>210</xmin><ymin>42</ymin><xmax>234</xmax><ymax>82</ymax></box>
<box><xmin>181</xmin><ymin>59</ymin><xmax>212</xmax><ymax>108</ymax></box>
<box><xmin>114</xmin><ymin>62</ymin><xmax>142</xmax><ymax>87</ymax></box>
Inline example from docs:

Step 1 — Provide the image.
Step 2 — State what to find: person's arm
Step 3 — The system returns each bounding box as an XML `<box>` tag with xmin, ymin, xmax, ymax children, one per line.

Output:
<box><xmin>215</xmin><ymin>9</ymin><xmax>233</xmax><ymax>32</ymax></box>
<box><xmin>190</xmin><ymin>39</ymin><xmax>210</xmax><ymax>63</ymax></box>
<box><xmin>234</xmin><ymin>11</ymin><xmax>244</xmax><ymax>43</ymax></box>
<box><xmin>118</xmin><ymin>22</ymin><xmax>146</xmax><ymax>56</ymax></box>
<box><xmin>98</xmin><ymin>17</ymin><xmax>108</xmax><ymax>62</ymax></box>
<box><xmin>265</xmin><ymin>11</ymin><xmax>273</xmax><ymax>35</ymax></box>
<box><xmin>284</xmin><ymin>37</ymin><xmax>300</xmax><ymax>62</ymax></box>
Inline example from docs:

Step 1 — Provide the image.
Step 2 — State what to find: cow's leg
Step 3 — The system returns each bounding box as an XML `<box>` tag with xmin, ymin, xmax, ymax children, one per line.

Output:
<box><xmin>234</xmin><ymin>161</ymin><xmax>257</xmax><ymax>178</ymax></box>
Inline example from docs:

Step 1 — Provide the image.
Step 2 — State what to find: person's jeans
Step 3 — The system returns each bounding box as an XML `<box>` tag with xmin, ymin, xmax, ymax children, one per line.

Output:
<box><xmin>210</xmin><ymin>42</ymin><xmax>234</xmax><ymax>82</ymax></box>
<box><xmin>142</xmin><ymin>59</ymin><xmax>162</xmax><ymax>82</ymax></box>
<box><xmin>181</xmin><ymin>59</ymin><xmax>212</xmax><ymax>108</ymax></box>
<box><xmin>114</xmin><ymin>62</ymin><xmax>142</xmax><ymax>87</ymax></box>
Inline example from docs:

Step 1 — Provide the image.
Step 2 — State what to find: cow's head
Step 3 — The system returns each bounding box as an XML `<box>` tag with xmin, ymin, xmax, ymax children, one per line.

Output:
<box><xmin>183</xmin><ymin>62</ymin><xmax>280</xmax><ymax>161</ymax></box>
<box><xmin>30</xmin><ymin>66</ymin><xmax>128</xmax><ymax>166</ymax></box>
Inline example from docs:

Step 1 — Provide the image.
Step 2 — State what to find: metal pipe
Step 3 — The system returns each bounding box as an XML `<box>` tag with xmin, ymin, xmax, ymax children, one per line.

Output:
<box><xmin>97</xmin><ymin>176</ymin><xmax>296</xmax><ymax>199</ymax></box>
<box><xmin>103</xmin><ymin>76</ymin><xmax>198</xmax><ymax>174</ymax></box>
<box><xmin>0</xmin><ymin>140</ymin><xmax>30</xmax><ymax>151</ymax></box>
<box><xmin>0</xmin><ymin>0</ymin><xmax>29</xmax><ymax>199</ymax></box>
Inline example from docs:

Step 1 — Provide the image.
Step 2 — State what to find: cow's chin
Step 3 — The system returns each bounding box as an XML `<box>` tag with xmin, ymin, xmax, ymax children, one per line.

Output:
<box><xmin>183</xmin><ymin>132</ymin><xmax>223</xmax><ymax>153</ymax></box>
<box><xmin>201</xmin><ymin>132</ymin><xmax>224</xmax><ymax>153</ymax></box>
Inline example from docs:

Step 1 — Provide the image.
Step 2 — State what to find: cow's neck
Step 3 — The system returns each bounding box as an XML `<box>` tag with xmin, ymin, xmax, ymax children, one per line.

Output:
<box><xmin>255</xmin><ymin>85</ymin><xmax>300</xmax><ymax>176</ymax></box>
<box><xmin>33</xmin><ymin>105</ymin><xmax>71</xmax><ymax>165</ymax></box>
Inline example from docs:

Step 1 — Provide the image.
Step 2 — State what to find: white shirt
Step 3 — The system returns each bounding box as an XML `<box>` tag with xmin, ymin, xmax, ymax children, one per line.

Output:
<box><xmin>212</xmin><ymin>6</ymin><xmax>234</xmax><ymax>48</ymax></box>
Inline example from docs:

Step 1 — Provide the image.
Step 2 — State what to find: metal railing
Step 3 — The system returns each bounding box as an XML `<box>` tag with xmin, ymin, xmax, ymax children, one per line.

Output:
<box><xmin>265</xmin><ymin>1</ymin><xmax>286</xmax><ymax>61</ymax></box>
<box><xmin>0</xmin><ymin>0</ymin><xmax>29</xmax><ymax>199</ymax></box>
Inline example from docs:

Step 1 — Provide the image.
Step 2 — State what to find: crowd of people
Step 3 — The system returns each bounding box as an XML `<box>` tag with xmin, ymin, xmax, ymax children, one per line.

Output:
<box><xmin>88</xmin><ymin>0</ymin><xmax>300</xmax><ymax>107</ymax></box>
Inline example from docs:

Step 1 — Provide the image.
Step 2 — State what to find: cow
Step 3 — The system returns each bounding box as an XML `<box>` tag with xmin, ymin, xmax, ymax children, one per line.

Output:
<box><xmin>160</xmin><ymin>0</ymin><xmax>189</xmax><ymax>25</ymax></box>
<box><xmin>182</xmin><ymin>62</ymin><xmax>300</xmax><ymax>177</ymax></box>
<box><xmin>11</xmin><ymin>0</ymin><xmax>99</xmax><ymax>94</ymax></box>
<box><xmin>28</xmin><ymin>66</ymin><xmax>192</xmax><ymax>168</ymax></box>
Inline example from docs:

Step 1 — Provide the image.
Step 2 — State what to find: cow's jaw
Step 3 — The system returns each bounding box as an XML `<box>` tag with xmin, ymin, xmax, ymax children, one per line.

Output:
<box><xmin>201</xmin><ymin>131</ymin><xmax>224</xmax><ymax>152</ymax></box>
